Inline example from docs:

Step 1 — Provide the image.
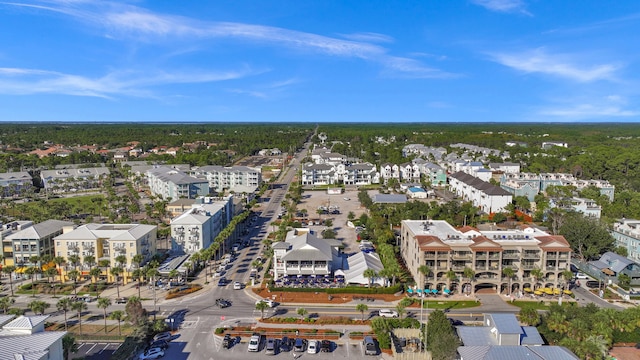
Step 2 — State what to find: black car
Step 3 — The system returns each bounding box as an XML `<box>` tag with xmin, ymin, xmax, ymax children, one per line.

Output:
<box><xmin>293</xmin><ymin>338</ymin><xmax>307</xmax><ymax>352</ymax></box>
<box><xmin>217</xmin><ymin>277</ymin><xmax>227</xmax><ymax>286</ymax></box>
<box><xmin>586</xmin><ymin>280</ymin><xmax>600</xmax><ymax>288</ymax></box>
<box><xmin>222</xmin><ymin>334</ymin><xmax>232</xmax><ymax>348</ymax></box>
<box><xmin>215</xmin><ymin>298</ymin><xmax>232</xmax><ymax>308</ymax></box>
<box><xmin>320</xmin><ymin>339</ymin><xmax>332</xmax><ymax>352</ymax></box>
<box><xmin>148</xmin><ymin>340</ymin><xmax>169</xmax><ymax>351</ymax></box>
<box><xmin>279</xmin><ymin>336</ymin><xmax>292</xmax><ymax>352</ymax></box>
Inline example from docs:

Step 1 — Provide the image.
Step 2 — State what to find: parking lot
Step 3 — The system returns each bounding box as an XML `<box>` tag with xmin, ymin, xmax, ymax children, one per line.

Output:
<box><xmin>72</xmin><ymin>342</ymin><xmax>121</xmax><ymax>360</ymax></box>
<box><xmin>297</xmin><ymin>188</ymin><xmax>366</xmax><ymax>253</ymax></box>
<box><xmin>212</xmin><ymin>335</ymin><xmax>382</xmax><ymax>359</ymax></box>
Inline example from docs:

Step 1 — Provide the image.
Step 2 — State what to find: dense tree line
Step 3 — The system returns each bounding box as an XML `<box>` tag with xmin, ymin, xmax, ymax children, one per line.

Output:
<box><xmin>0</xmin><ymin>123</ymin><xmax>314</xmax><ymax>171</ymax></box>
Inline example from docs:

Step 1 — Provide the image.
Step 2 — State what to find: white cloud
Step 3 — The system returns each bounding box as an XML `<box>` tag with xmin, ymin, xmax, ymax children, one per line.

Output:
<box><xmin>539</xmin><ymin>96</ymin><xmax>638</xmax><ymax>119</ymax></box>
<box><xmin>0</xmin><ymin>66</ymin><xmax>257</xmax><ymax>98</ymax></box>
<box><xmin>471</xmin><ymin>0</ymin><xmax>531</xmax><ymax>15</ymax></box>
<box><xmin>490</xmin><ymin>48</ymin><xmax>620</xmax><ymax>82</ymax></box>
<box><xmin>3</xmin><ymin>1</ymin><xmax>454</xmax><ymax>79</ymax></box>
<box><xmin>339</xmin><ymin>32</ymin><xmax>394</xmax><ymax>43</ymax></box>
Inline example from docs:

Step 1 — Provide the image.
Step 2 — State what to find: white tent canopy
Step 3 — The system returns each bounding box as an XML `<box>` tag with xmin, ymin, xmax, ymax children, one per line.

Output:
<box><xmin>343</xmin><ymin>252</ymin><xmax>386</xmax><ymax>286</ymax></box>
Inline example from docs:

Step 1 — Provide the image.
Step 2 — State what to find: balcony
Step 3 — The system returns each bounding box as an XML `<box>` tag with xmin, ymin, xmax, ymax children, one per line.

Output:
<box><xmin>451</xmin><ymin>253</ymin><xmax>472</xmax><ymax>260</ymax></box>
<box><xmin>523</xmin><ymin>252</ymin><xmax>541</xmax><ymax>259</ymax></box>
<box><xmin>502</xmin><ymin>252</ymin><xmax>520</xmax><ymax>259</ymax></box>
<box><xmin>424</xmin><ymin>253</ymin><xmax>436</xmax><ymax>259</ymax></box>
<box><xmin>451</xmin><ymin>265</ymin><xmax>466</xmax><ymax>271</ymax></box>
<box><xmin>522</xmin><ymin>264</ymin><xmax>537</xmax><ymax>270</ymax></box>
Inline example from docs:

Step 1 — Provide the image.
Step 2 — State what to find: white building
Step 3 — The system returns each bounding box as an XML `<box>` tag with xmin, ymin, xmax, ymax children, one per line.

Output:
<box><xmin>40</xmin><ymin>167</ymin><xmax>109</xmax><ymax>193</ymax></box>
<box><xmin>449</xmin><ymin>171</ymin><xmax>513</xmax><ymax>214</ymax></box>
<box><xmin>194</xmin><ymin>165</ymin><xmax>262</xmax><ymax>194</ymax></box>
<box><xmin>170</xmin><ymin>196</ymin><xmax>233</xmax><ymax>254</ymax></box>
<box><xmin>271</xmin><ymin>229</ymin><xmax>342</xmax><ymax>280</ymax></box>
<box><xmin>0</xmin><ymin>171</ymin><xmax>33</xmax><ymax>198</ymax></box>
<box><xmin>0</xmin><ymin>315</ymin><xmax>66</xmax><ymax>360</ymax></box>
<box><xmin>147</xmin><ymin>166</ymin><xmax>210</xmax><ymax>201</ymax></box>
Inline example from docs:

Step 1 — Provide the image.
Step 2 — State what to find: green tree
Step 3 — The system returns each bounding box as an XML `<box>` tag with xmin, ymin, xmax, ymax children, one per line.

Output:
<box><xmin>519</xmin><ymin>306</ymin><xmax>540</xmax><ymax>326</ymax></box>
<box><xmin>2</xmin><ymin>265</ymin><xmax>16</xmax><ymax>296</ymax></box>
<box><xmin>297</xmin><ymin>307</ymin><xmax>308</xmax><ymax>321</ymax></box>
<box><xmin>97</xmin><ymin>297</ymin><xmax>112</xmax><ymax>334</ymax></box>
<box><xmin>109</xmin><ymin>310</ymin><xmax>125</xmax><ymax>336</ymax></box>
<box><xmin>67</xmin><ymin>269</ymin><xmax>80</xmax><ymax>296</ymax></box>
<box><xmin>418</xmin><ymin>265</ymin><xmax>431</xmax><ymax>290</ymax></box>
<box><xmin>530</xmin><ymin>268</ymin><xmax>543</xmax><ymax>290</ymax></box>
<box><xmin>125</xmin><ymin>296</ymin><xmax>148</xmax><ymax>326</ymax></box>
<box><xmin>0</xmin><ymin>296</ymin><xmax>15</xmax><ymax>314</ymax></box>
<box><xmin>62</xmin><ymin>333</ymin><xmax>78</xmax><ymax>360</ymax></box>
<box><xmin>463</xmin><ymin>267</ymin><xmax>475</xmax><ymax>296</ymax></box>
<box><xmin>89</xmin><ymin>267</ymin><xmax>102</xmax><ymax>285</ymax></box>
<box><xmin>110</xmin><ymin>267</ymin><xmax>123</xmax><ymax>298</ymax></box>
<box><xmin>57</xmin><ymin>297</ymin><xmax>73</xmax><ymax>331</ymax></box>
<box><xmin>71</xmin><ymin>300</ymin><xmax>88</xmax><ymax>335</ymax></box>
<box><xmin>363</xmin><ymin>268</ymin><xmax>378</xmax><ymax>287</ymax></box>
<box><xmin>395</xmin><ymin>303</ymin><xmax>406</xmax><ymax>319</ymax></box>
<box><xmin>28</xmin><ymin>299</ymin><xmax>50</xmax><ymax>315</ymax></box>
<box><xmin>356</xmin><ymin>303</ymin><xmax>369</xmax><ymax>321</ymax></box>
<box><xmin>255</xmin><ymin>300</ymin><xmax>269</xmax><ymax>320</ymax></box>
<box><xmin>558</xmin><ymin>212</ymin><xmax>615</xmax><ymax>260</ymax></box>
<box><xmin>502</xmin><ymin>267</ymin><xmax>515</xmax><ymax>296</ymax></box>
<box><xmin>426</xmin><ymin>309</ymin><xmax>459</xmax><ymax>360</ymax></box>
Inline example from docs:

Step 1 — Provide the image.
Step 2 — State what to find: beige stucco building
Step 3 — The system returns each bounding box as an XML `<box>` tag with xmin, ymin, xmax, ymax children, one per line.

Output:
<box><xmin>400</xmin><ymin>220</ymin><xmax>572</xmax><ymax>295</ymax></box>
<box><xmin>53</xmin><ymin>223</ymin><xmax>157</xmax><ymax>283</ymax></box>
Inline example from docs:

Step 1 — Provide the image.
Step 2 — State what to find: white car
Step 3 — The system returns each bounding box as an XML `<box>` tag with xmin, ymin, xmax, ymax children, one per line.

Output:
<box><xmin>255</xmin><ymin>299</ymin><xmax>277</xmax><ymax>308</ymax></box>
<box><xmin>307</xmin><ymin>340</ymin><xmax>318</xmax><ymax>354</ymax></box>
<box><xmin>378</xmin><ymin>309</ymin><xmax>399</xmax><ymax>318</ymax></box>
<box><xmin>139</xmin><ymin>347</ymin><xmax>164</xmax><ymax>359</ymax></box>
<box><xmin>248</xmin><ymin>334</ymin><xmax>261</xmax><ymax>352</ymax></box>
<box><xmin>153</xmin><ymin>332</ymin><xmax>172</xmax><ymax>342</ymax></box>
<box><xmin>233</xmin><ymin>281</ymin><xmax>243</xmax><ymax>290</ymax></box>
<box><xmin>575</xmin><ymin>272</ymin><xmax>589</xmax><ymax>279</ymax></box>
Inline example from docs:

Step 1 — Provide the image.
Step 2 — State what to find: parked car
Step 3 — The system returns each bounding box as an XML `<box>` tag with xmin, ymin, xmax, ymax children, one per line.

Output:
<box><xmin>307</xmin><ymin>340</ymin><xmax>318</xmax><ymax>354</ymax></box>
<box><xmin>279</xmin><ymin>336</ymin><xmax>292</xmax><ymax>352</ymax></box>
<box><xmin>215</xmin><ymin>298</ymin><xmax>232</xmax><ymax>308</ymax></box>
<box><xmin>575</xmin><ymin>272</ymin><xmax>590</xmax><ymax>279</ymax></box>
<box><xmin>293</xmin><ymin>338</ymin><xmax>307</xmax><ymax>352</ymax></box>
<box><xmin>148</xmin><ymin>340</ymin><xmax>168</xmax><ymax>351</ymax></box>
<box><xmin>153</xmin><ymin>331</ymin><xmax>172</xmax><ymax>342</ymax></box>
<box><xmin>265</xmin><ymin>338</ymin><xmax>277</xmax><ymax>355</ymax></box>
<box><xmin>255</xmin><ymin>299</ymin><xmax>277</xmax><ymax>307</ymax></box>
<box><xmin>363</xmin><ymin>336</ymin><xmax>378</xmax><ymax>355</ymax></box>
<box><xmin>233</xmin><ymin>281</ymin><xmax>243</xmax><ymax>290</ymax></box>
<box><xmin>378</xmin><ymin>309</ymin><xmax>399</xmax><ymax>318</ymax></box>
<box><xmin>139</xmin><ymin>347</ymin><xmax>164</xmax><ymax>359</ymax></box>
<box><xmin>115</xmin><ymin>297</ymin><xmax>128</xmax><ymax>304</ymax></box>
<box><xmin>586</xmin><ymin>280</ymin><xmax>600</xmax><ymax>288</ymax></box>
<box><xmin>320</xmin><ymin>339</ymin><xmax>332</xmax><ymax>352</ymax></box>
<box><xmin>248</xmin><ymin>334</ymin><xmax>261</xmax><ymax>352</ymax></box>
<box><xmin>222</xmin><ymin>334</ymin><xmax>232</xmax><ymax>349</ymax></box>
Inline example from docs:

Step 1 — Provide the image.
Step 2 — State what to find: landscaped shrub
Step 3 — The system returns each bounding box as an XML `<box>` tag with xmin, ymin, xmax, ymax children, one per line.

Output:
<box><xmin>166</xmin><ymin>284</ymin><xmax>203</xmax><ymax>299</ymax></box>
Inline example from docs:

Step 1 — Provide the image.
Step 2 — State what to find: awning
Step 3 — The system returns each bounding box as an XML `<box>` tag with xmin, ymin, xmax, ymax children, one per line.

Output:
<box><xmin>602</xmin><ymin>268</ymin><xmax>614</xmax><ymax>276</ymax></box>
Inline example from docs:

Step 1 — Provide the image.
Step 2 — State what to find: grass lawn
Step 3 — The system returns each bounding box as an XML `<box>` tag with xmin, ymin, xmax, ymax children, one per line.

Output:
<box><xmin>510</xmin><ymin>300</ymin><xmax>551</xmax><ymax>310</ymax></box>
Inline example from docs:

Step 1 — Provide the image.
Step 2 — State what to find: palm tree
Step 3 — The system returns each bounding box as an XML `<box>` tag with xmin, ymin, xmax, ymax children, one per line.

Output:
<box><xmin>363</xmin><ymin>268</ymin><xmax>378</xmax><ymax>288</ymax></box>
<box><xmin>97</xmin><ymin>297</ymin><xmax>112</xmax><ymax>334</ymax></box>
<box><xmin>83</xmin><ymin>255</ymin><xmax>96</xmax><ymax>272</ymax></box>
<box><xmin>502</xmin><ymin>267</ymin><xmax>515</xmax><ymax>296</ymax></box>
<box><xmin>109</xmin><ymin>310</ymin><xmax>125</xmax><ymax>336</ymax></box>
<box><xmin>89</xmin><ymin>267</ymin><xmax>102</xmax><ymax>285</ymax></box>
<box><xmin>115</xmin><ymin>255</ymin><xmax>127</xmax><ymax>283</ymax></box>
<box><xmin>530</xmin><ymin>268</ymin><xmax>543</xmax><ymax>290</ymax></box>
<box><xmin>446</xmin><ymin>270</ymin><xmax>458</xmax><ymax>293</ymax></box>
<box><xmin>98</xmin><ymin>259</ymin><xmax>111</xmax><ymax>281</ymax></box>
<box><xmin>418</xmin><ymin>265</ymin><xmax>431</xmax><ymax>290</ymax></box>
<box><xmin>297</xmin><ymin>307</ymin><xmax>308</xmax><ymax>321</ymax></box>
<box><xmin>561</xmin><ymin>269</ymin><xmax>574</xmax><ymax>290</ymax></box>
<box><xmin>463</xmin><ymin>267</ymin><xmax>475</xmax><ymax>296</ymax></box>
<box><xmin>24</xmin><ymin>266</ymin><xmax>39</xmax><ymax>297</ymax></box>
<box><xmin>62</xmin><ymin>333</ymin><xmax>78</xmax><ymax>360</ymax></box>
<box><xmin>131</xmin><ymin>269</ymin><xmax>143</xmax><ymax>298</ymax></box>
<box><xmin>255</xmin><ymin>300</ymin><xmax>269</xmax><ymax>319</ymax></box>
<box><xmin>356</xmin><ymin>303</ymin><xmax>369</xmax><ymax>321</ymax></box>
<box><xmin>57</xmin><ymin>298</ymin><xmax>73</xmax><ymax>331</ymax></box>
<box><xmin>71</xmin><ymin>300</ymin><xmax>88</xmax><ymax>335</ymax></box>
<box><xmin>68</xmin><ymin>255</ymin><xmax>81</xmax><ymax>270</ymax></box>
<box><xmin>2</xmin><ymin>265</ymin><xmax>16</xmax><ymax>296</ymax></box>
<box><xmin>110</xmin><ymin>267</ymin><xmax>123</xmax><ymax>298</ymax></box>
<box><xmin>28</xmin><ymin>299</ymin><xmax>50</xmax><ymax>315</ymax></box>
<box><xmin>0</xmin><ymin>296</ymin><xmax>15</xmax><ymax>314</ymax></box>
<box><xmin>53</xmin><ymin>256</ymin><xmax>66</xmax><ymax>283</ymax></box>
<box><xmin>67</xmin><ymin>270</ymin><xmax>81</xmax><ymax>296</ymax></box>
<box><xmin>395</xmin><ymin>303</ymin><xmax>407</xmax><ymax>319</ymax></box>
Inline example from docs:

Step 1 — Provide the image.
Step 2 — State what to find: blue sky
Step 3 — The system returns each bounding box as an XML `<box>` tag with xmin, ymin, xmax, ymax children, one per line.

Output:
<box><xmin>1</xmin><ymin>0</ymin><xmax>639</xmax><ymax>123</ymax></box>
